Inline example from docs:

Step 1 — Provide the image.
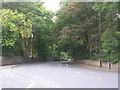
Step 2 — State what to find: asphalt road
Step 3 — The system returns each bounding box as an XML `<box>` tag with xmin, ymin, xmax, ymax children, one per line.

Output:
<box><xmin>0</xmin><ymin>61</ymin><xmax>118</xmax><ymax>88</ymax></box>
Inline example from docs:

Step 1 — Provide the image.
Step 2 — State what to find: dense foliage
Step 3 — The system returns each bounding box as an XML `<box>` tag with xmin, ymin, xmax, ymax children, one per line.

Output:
<box><xmin>55</xmin><ymin>2</ymin><xmax>119</xmax><ymax>62</ymax></box>
<box><xmin>1</xmin><ymin>2</ymin><xmax>119</xmax><ymax>63</ymax></box>
<box><xmin>2</xmin><ymin>2</ymin><xmax>55</xmax><ymax>57</ymax></box>
<box><xmin>1</xmin><ymin>9</ymin><xmax>32</xmax><ymax>56</ymax></box>
<box><xmin>93</xmin><ymin>2</ymin><xmax>119</xmax><ymax>63</ymax></box>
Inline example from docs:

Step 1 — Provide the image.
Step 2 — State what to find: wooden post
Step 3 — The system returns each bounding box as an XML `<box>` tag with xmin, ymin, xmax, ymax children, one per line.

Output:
<box><xmin>108</xmin><ymin>49</ymin><xmax>111</xmax><ymax>69</ymax></box>
<box><xmin>100</xmin><ymin>61</ymin><xmax>102</xmax><ymax>67</ymax></box>
<box><xmin>109</xmin><ymin>62</ymin><xmax>111</xmax><ymax>69</ymax></box>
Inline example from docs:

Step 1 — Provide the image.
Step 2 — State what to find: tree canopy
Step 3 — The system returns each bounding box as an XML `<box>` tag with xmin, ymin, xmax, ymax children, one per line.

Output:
<box><xmin>1</xmin><ymin>2</ymin><xmax>119</xmax><ymax>63</ymax></box>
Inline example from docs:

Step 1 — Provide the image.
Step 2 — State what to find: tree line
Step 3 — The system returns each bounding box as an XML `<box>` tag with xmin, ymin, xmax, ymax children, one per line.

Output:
<box><xmin>1</xmin><ymin>2</ymin><xmax>120</xmax><ymax>63</ymax></box>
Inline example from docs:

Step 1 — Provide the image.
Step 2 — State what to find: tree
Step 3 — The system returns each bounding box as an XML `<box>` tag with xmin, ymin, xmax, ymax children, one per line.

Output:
<box><xmin>2</xmin><ymin>2</ymin><xmax>56</xmax><ymax>58</ymax></box>
<box><xmin>1</xmin><ymin>9</ymin><xmax>32</xmax><ymax>56</ymax></box>
<box><xmin>93</xmin><ymin>2</ymin><xmax>119</xmax><ymax>63</ymax></box>
<box><xmin>56</xmin><ymin>2</ymin><xmax>100</xmax><ymax>60</ymax></box>
<box><xmin>99</xmin><ymin>31</ymin><xmax>118</xmax><ymax>63</ymax></box>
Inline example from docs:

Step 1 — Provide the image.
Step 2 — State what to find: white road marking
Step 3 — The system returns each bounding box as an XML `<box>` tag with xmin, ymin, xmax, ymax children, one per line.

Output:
<box><xmin>66</xmin><ymin>64</ymin><xmax>69</xmax><ymax>67</ymax></box>
<box><xmin>27</xmin><ymin>81</ymin><xmax>36</xmax><ymax>88</ymax></box>
<box><xmin>7</xmin><ymin>67</ymin><xmax>11</xmax><ymax>74</ymax></box>
<box><xmin>6</xmin><ymin>67</ymin><xmax>62</xmax><ymax>88</ymax></box>
<box><xmin>2</xmin><ymin>69</ymin><xmax>9</xmax><ymax>76</ymax></box>
<box><xmin>2</xmin><ymin>67</ymin><xmax>15</xmax><ymax>77</ymax></box>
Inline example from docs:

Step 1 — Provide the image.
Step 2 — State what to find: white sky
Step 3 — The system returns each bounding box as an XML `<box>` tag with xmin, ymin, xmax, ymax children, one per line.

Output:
<box><xmin>41</xmin><ymin>0</ymin><xmax>61</xmax><ymax>12</ymax></box>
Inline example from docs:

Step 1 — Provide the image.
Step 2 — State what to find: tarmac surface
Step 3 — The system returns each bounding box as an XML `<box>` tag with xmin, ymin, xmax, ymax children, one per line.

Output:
<box><xmin>0</xmin><ymin>61</ymin><xmax>118</xmax><ymax>88</ymax></box>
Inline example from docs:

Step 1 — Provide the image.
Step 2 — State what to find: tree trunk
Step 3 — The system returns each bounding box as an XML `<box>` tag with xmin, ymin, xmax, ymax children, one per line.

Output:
<box><xmin>22</xmin><ymin>38</ymin><xmax>26</xmax><ymax>57</ymax></box>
